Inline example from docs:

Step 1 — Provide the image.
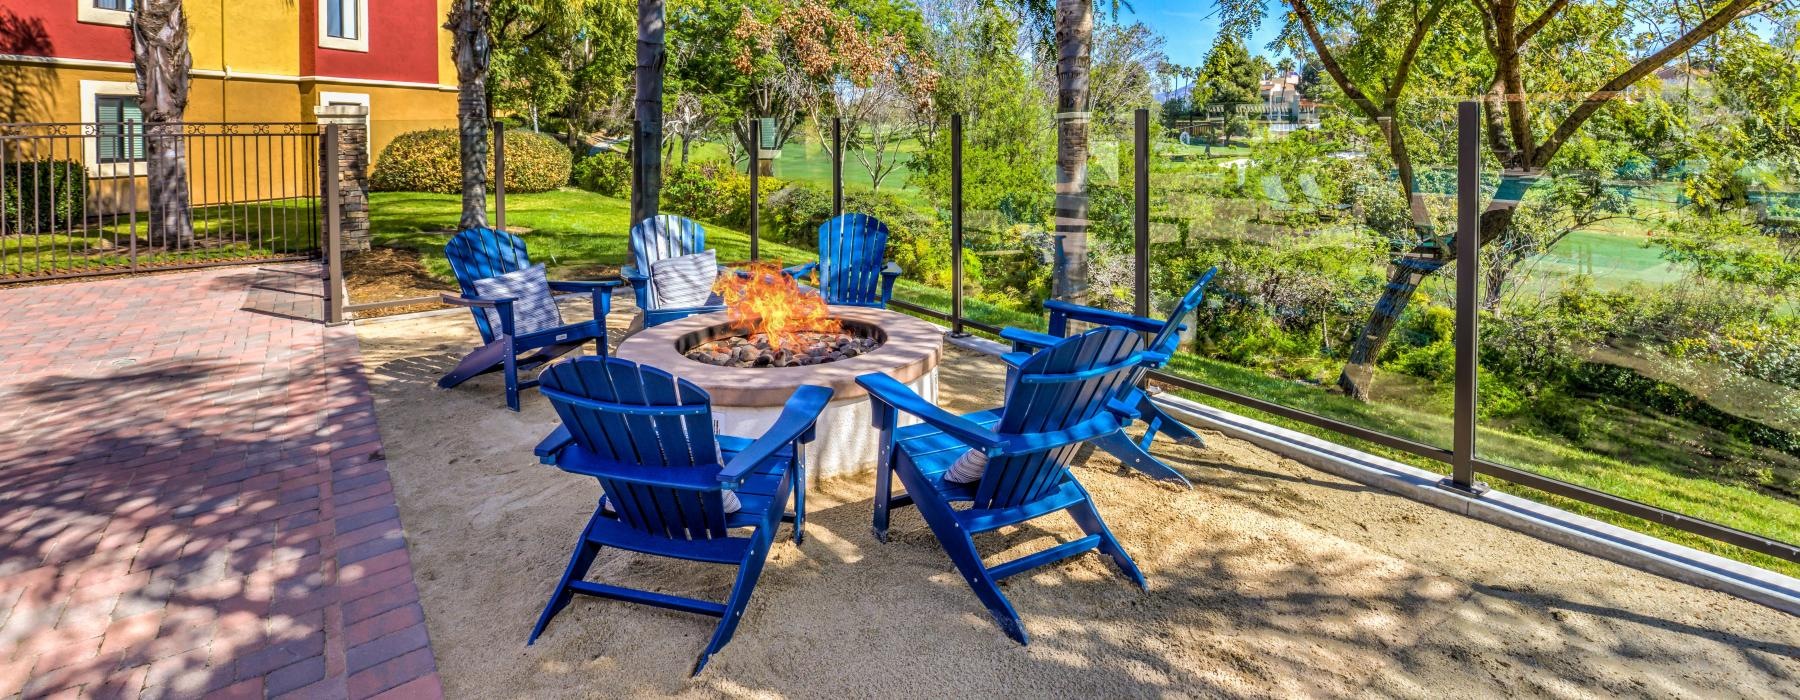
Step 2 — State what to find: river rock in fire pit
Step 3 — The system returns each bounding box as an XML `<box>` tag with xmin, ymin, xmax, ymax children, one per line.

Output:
<box><xmin>685</xmin><ymin>330</ymin><xmax>882</xmax><ymax>368</ymax></box>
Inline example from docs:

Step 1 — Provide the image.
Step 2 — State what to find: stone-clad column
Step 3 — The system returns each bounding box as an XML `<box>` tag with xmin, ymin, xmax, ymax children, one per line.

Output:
<box><xmin>315</xmin><ymin>104</ymin><xmax>371</xmax><ymax>252</ymax></box>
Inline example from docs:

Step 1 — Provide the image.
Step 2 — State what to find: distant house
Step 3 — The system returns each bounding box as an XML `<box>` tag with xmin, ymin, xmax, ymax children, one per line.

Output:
<box><xmin>0</xmin><ymin>0</ymin><xmax>459</xmax><ymax>166</ymax></box>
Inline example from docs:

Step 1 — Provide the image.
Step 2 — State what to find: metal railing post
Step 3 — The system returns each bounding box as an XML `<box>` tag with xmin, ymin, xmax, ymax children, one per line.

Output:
<box><xmin>1445</xmin><ymin>100</ymin><xmax>1487</xmax><ymax>495</ymax></box>
<box><xmin>749</xmin><ymin>117</ymin><xmax>760</xmax><ymax>261</ymax></box>
<box><xmin>832</xmin><ymin>116</ymin><xmax>843</xmax><ymax>216</ymax></box>
<box><xmin>1133</xmin><ymin>108</ymin><xmax>1151</xmax><ymax>319</ymax></box>
<box><xmin>493</xmin><ymin>122</ymin><xmax>506</xmax><ymax>230</ymax></box>
<box><xmin>949</xmin><ymin>113</ymin><xmax>967</xmax><ymax>337</ymax></box>
<box><xmin>323</xmin><ymin>123</ymin><xmax>345</xmax><ymax>325</ymax></box>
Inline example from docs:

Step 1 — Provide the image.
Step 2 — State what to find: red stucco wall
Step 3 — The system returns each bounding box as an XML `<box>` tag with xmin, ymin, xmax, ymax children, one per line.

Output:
<box><xmin>1</xmin><ymin>0</ymin><xmax>134</xmax><ymax>63</ymax></box>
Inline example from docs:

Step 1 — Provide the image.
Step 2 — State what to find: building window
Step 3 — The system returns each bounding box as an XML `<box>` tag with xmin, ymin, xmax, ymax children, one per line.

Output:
<box><xmin>80</xmin><ymin>81</ymin><xmax>147</xmax><ymax>176</ymax></box>
<box><xmin>94</xmin><ymin>95</ymin><xmax>146</xmax><ymax>164</ymax></box>
<box><xmin>78</xmin><ymin>0</ymin><xmax>133</xmax><ymax>26</ymax></box>
<box><xmin>326</xmin><ymin>0</ymin><xmax>358</xmax><ymax>39</ymax></box>
<box><xmin>318</xmin><ymin>0</ymin><xmax>369</xmax><ymax>52</ymax></box>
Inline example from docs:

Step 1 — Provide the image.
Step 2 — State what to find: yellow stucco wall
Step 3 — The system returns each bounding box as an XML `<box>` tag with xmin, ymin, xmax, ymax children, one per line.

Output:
<box><xmin>186</xmin><ymin>0</ymin><xmax>303</xmax><ymax>78</ymax></box>
<box><xmin>437</xmin><ymin>0</ymin><xmax>457</xmax><ymax>88</ymax></box>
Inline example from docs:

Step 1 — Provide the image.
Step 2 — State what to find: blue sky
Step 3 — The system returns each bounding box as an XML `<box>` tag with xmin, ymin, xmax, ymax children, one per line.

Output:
<box><xmin>1123</xmin><ymin>0</ymin><xmax>1287</xmax><ymax>67</ymax></box>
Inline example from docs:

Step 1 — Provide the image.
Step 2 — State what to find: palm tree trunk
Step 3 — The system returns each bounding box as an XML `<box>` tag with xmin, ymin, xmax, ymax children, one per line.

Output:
<box><xmin>446</xmin><ymin>0</ymin><xmax>492</xmax><ymax>230</ymax></box>
<box><xmin>631</xmin><ymin>0</ymin><xmax>664</xmax><ymax>225</ymax></box>
<box><xmin>1051</xmin><ymin>0</ymin><xmax>1093</xmax><ymax>301</ymax></box>
<box><xmin>131</xmin><ymin>0</ymin><xmax>192</xmax><ymax>248</ymax></box>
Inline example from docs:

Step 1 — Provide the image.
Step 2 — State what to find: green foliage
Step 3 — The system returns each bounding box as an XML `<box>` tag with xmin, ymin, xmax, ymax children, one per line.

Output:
<box><xmin>1195</xmin><ymin>36</ymin><xmax>1258</xmax><ymax>143</ymax></box>
<box><xmin>371</xmin><ymin>129</ymin><xmax>572</xmax><ymax>195</ymax></box>
<box><xmin>571</xmin><ymin>151</ymin><xmax>629</xmax><ymax>197</ymax></box>
<box><xmin>0</xmin><ymin>160</ymin><xmax>85</xmax><ymax>233</ymax></box>
<box><xmin>660</xmin><ymin>160</ymin><xmax>752</xmax><ymax>226</ymax></box>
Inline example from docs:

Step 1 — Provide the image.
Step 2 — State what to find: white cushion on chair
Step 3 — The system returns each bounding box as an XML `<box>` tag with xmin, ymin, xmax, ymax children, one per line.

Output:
<box><xmin>944</xmin><ymin>449</ymin><xmax>988</xmax><ymax>484</ymax></box>
<box><xmin>651</xmin><ymin>251</ymin><xmax>722</xmax><ymax>308</ymax></box>
<box><xmin>471</xmin><ymin>263</ymin><xmax>564</xmax><ymax>336</ymax></box>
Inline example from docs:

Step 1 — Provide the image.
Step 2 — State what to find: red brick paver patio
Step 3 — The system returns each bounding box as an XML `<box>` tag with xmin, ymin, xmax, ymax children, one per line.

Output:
<box><xmin>0</xmin><ymin>266</ymin><xmax>441</xmax><ymax>699</ymax></box>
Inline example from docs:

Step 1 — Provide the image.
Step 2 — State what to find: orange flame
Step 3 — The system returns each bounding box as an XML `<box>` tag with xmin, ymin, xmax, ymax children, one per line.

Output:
<box><xmin>711</xmin><ymin>262</ymin><xmax>840</xmax><ymax>351</ymax></box>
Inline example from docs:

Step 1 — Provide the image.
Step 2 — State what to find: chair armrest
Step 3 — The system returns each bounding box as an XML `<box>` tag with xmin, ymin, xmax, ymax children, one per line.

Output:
<box><xmin>440</xmin><ymin>293</ymin><xmax>517</xmax><ymax>336</ymax></box>
<box><xmin>534</xmin><ymin>425</ymin><xmax>574</xmax><ymax>465</ymax></box>
<box><xmin>856</xmin><ymin>373</ymin><xmax>1004</xmax><ymax>452</ymax></box>
<box><xmin>1000</xmin><ymin>327</ymin><xmax>1061</xmax><ymax>352</ymax></box>
<box><xmin>719</xmin><ymin>385</ymin><xmax>835</xmax><ymax>488</ymax></box>
<box><xmin>438</xmin><ymin>292</ymin><xmax>516</xmax><ymax>309</ymax></box>
<box><xmin>782</xmin><ymin>262</ymin><xmax>820</xmax><ymax>279</ymax></box>
<box><xmin>999</xmin><ymin>351</ymin><xmax>1033</xmax><ymax>368</ymax></box>
<box><xmin>546</xmin><ymin>279</ymin><xmax>623</xmax><ymax>293</ymax></box>
<box><xmin>620</xmin><ymin>265</ymin><xmax>648</xmax><ymax>282</ymax></box>
<box><xmin>878</xmin><ymin>262</ymin><xmax>901</xmax><ymax>305</ymax></box>
<box><xmin>1043</xmin><ymin>299</ymin><xmax>1174</xmax><ymax>336</ymax></box>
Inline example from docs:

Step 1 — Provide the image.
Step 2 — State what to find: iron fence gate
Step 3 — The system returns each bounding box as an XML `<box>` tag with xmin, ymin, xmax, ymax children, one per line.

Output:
<box><xmin>0</xmin><ymin>121</ymin><xmax>323</xmax><ymax>282</ymax></box>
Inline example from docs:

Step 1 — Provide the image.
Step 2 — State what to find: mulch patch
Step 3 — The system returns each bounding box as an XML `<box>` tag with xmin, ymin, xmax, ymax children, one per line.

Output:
<box><xmin>344</xmin><ymin>246</ymin><xmax>458</xmax><ymax>319</ymax></box>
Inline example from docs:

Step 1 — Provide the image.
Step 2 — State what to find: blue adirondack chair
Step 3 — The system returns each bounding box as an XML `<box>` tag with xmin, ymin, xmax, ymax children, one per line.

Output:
<box><xmin>857</xmin><ymin>327</ymin><xmax>1155</xmax><ymax>644</ymax></box>
<box><xmin>529</xmin><ymin>356</ymin><xmax>832</xmax><ymax>674</ymax></box>
<box><xmin>781</xmin><ymin>213</ymin><xmax>901</xmax><ymax>308</ymax></box>
<box><xmin>996</xmin><ymin>267</ymin><xmax>1218</xmax><ymax>487</ymax></box>
<box><xmin>438</xmin><ymin>227</ymin><xmax>621</xmax><ymax>411</ymax></box>
<box><xmin>623</xmin><ymin>214</ymin><xmax>729</xmax><ymax>327</ymax></box>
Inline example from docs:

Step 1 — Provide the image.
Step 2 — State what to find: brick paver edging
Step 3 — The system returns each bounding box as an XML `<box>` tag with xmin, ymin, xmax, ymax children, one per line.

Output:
<box><xmin>0</xmin><ymin>266</ymin><xmax>443</xmax><ymax>699</ymax></box>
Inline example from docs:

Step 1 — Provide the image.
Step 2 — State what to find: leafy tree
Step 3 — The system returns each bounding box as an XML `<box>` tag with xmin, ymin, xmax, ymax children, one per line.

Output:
<box><xmin>1230</xmin><ymin>0</ymin><xmax>1794</xmax><ymax>399</ymax></box>
<box><xmin>131</xmin><ymin>0</ymin><xmax>192</xmax><ymax>246</ymax></box>
<box><xmin>1196</xmin><ymin>36</ymin><xmax>1258</xmax><ymax>146</ymax></box>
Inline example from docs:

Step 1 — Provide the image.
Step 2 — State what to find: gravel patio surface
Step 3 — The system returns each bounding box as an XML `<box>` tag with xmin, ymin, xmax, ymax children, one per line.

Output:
<box><xmin>355</xmin><ymin>304</ymin><xmax>1800</xmax><ymax>698</ymax></box>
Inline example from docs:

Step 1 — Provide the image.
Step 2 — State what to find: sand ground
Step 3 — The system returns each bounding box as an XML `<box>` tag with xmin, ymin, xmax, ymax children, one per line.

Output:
<box><xmin>355</xmin><ymin>306</ymin><xmax>1800</xmax><ymax>699</ymax></box>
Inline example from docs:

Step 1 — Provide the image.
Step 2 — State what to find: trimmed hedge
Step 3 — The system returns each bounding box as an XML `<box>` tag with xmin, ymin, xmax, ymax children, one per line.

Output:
<box><xmin>1</xmin><ymin>160</ymin><xmax>86</xmax><ymax>233</ymax></box>
<box><xmin>371</xmin><ymin>128</ymin><xmax>571</xmax><ymax>194</ymax></box>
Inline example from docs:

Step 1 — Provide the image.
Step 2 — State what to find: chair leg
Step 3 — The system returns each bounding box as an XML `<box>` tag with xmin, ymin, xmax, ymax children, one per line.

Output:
<box><xmin>503</xmin><ymin>343</ymin><xmax>521</xmax><ymax>412</ymax></box>
<box><xmin>1065</xmin><ymin>488</ymin><xmax>1147</xmax><ymax>591</ymax></box>
<box><xmin>789</xmin><ymin>453</ymin><xmax>806</xmax><ymax>545</ymax></box>
<box><xmin>693</xmin><ymin>529</ymin><xmax>774</xmax><ymax>675</ymax></box>
<box><xmin>437</xmin><ymin>339</ymin><xmax>510</xmax><ymax>389</ymax></box>
<box><xmin>1091</xmin><ymin>431</ymin><xmax>1192</xmax><ymax>489</ymax></box>
<box><xmin>1137</xmin><ymin>392</ymin><xmax>1204</xmax><ymax>448</ymax></box>
<box><xmin>528</xmin><ymin>507</ymin><xmax>607</xmax><ymax>644</ymax></box>
<box><xmin>893</xmin><ymin>454</ymin><xmax>1029</xmax><ymax>645</ymax></box>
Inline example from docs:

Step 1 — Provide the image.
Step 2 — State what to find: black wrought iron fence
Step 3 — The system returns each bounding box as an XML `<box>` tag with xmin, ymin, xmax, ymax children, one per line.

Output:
<box><xmin>0</xmin><ymin>121</ymin><xmax>323</xmax><ymax>282</ymax></box>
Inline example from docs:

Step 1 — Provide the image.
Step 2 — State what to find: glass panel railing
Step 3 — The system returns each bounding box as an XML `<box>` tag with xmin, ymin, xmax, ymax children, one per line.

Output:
<box><xmin>1474</xmin><ymin>95</ymin><xmax>1800</xmax><ymax>568</ymax></box>
<box><xmin>1147</xmin><ymin>99</ymin><xmax>1462</xmax><ymax>454</ymax></box>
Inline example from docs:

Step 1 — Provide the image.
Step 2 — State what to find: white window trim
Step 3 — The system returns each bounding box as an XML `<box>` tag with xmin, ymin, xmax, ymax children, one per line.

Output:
<box><xmin>318</xmin><ymin>0</ymin><xmax>370</xmax><ymax>53</ymax></box>
<box><xmin>79</xmin><ymin>80</ymin><xmax>147</xmax><ymax>178</ymax></box>
<box><xmin>77</xmin><ymin>0</ymin><xmax>132</xmax><ymax>27</ymax></box>
<box><xmin>317</xmin><ymin>91</ymin><xmax>371</xmax><ymax>128</ymax></box>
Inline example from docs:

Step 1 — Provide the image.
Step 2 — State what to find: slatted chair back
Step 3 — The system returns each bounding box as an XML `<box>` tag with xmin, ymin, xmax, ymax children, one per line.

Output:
<box><xmin>978</xmin><ymin>327</ymin><xmax>1145</xmax><ymax>509</ymax></box>
<box><xmin>815</xmin><ymin>214</ymin><xmax>890</xmax><ymax>306</ymax></box>
<box><xmin>538</xmin><ymin>357</ymin><xmax>731</xmax><ymax>540</ymax></box>
<box><xmin>1146</xmin><ymin>266</ymin><xmax>1218</xmax><ymax>356</ymax></box>
<box><xmin>630</xmin><ymin>215</ymin><xmax>708</xmax><ymax>309</ymax></box>
<box><xmin>446</xmin><ymin>227</ymin><xmax>533</xmax><ymax>342</ymax></box>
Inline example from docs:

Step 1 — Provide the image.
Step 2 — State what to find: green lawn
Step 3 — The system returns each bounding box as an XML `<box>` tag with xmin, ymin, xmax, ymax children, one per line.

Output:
<box><xmin>2</xmin><ymin>199</ymin><xmax>318</xmax><ymax>277</ymax></box>
<box><xmin>685</xmin><ymin>138</ymin><xmax>931</xmax><ymax>208</ymax></box>
<box><xmin>364</xmin><ymin>187</ymin><xmax>1797</xmax><ymax>577</ymax></box>
<box><xmin>1163</xmin><ymin>353</ymin><xmax>1800</xmax><ymax>578</ymax></box>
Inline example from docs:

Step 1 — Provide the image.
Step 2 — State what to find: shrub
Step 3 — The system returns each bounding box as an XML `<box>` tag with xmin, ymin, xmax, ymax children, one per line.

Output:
<box><xmin>371</xmin><ymin>129</ymin><xmax>571</xmax><ymax>194</ymax></box>
<box><xmin>572</xmin><ymin>150</ymin><xmax>628</xmax><ymax>197</ymax></box>
<box><xmin>0</xmin><ymin>160</ymin><xmax>86</xmax><ymax>233</ymax></box>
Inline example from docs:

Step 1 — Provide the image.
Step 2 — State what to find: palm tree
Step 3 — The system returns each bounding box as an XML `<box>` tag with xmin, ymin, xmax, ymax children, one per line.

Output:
<box><xmin>1051</xmin><ymin>0</ymin><xmax>1094</xmax><ymax>301</ymax></box>
<box><xmin>131</xmin><ymin>0</ymin><xmax>193</xmax><ymax>247</ymax></box>
<box><xmin>445</xmin><ymin>0</ymin><xmax>493</xmax><ymax>230</ymax></box>
<box><xmin>631</xmin><ymin>0</ymin><xmax>663</xmax><ymax>224</ymax></box>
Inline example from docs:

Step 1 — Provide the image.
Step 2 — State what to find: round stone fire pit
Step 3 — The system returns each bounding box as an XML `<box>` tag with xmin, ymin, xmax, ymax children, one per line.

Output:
<box><xmin>615</xmin><ymin>305</ymin><xmax>943</xmax><ymax>481</ymax></box>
